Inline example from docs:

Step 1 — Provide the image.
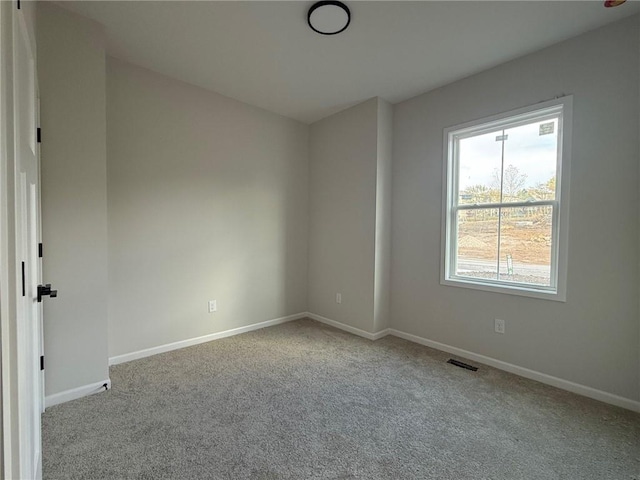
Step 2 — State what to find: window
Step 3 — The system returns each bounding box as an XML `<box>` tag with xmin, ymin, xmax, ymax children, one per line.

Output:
<box><xmin>441</xmin><ymin>97</ymin><xmax>572</xmax><ymax>301</ymax></box>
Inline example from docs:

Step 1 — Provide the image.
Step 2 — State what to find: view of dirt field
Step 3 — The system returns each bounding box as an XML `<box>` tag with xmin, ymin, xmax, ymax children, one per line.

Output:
<box><xmin>456</xmin><ymin>206</ymin><xmax>553</xmax><ymax>285</ymax></box>
<box><xmin>458</xmin><ymin>211</ymin><xmax>552</xmax><ymax>263</ymax></box>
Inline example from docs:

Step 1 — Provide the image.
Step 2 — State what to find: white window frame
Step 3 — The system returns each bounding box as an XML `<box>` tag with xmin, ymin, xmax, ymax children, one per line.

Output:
<box><xmin>441</xmin><ymin>96</ymin><xmax>572</xmax><ymax>301</ymax></box>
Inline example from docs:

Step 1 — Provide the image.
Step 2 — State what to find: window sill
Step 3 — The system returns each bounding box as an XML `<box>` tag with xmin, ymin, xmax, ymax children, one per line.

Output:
<box><xmin>441</xmin><ymin>276</ymin><xmax>566</xmax><ymax>302</ymax></box>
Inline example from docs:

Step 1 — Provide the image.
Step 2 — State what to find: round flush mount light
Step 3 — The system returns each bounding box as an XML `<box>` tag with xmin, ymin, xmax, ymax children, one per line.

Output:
<box><xmin>308</xmin><ymin>1</ymin><xmax>351</xmax><ymax>36</ymax></box>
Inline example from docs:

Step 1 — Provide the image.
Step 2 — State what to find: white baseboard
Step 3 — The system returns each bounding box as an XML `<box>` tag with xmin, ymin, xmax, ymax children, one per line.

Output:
<box><xmin>45</xmin><ymin>379</ymin><xmax>111</xmax><ymax>408</ymax></box>
<box><xmin>306</xmin><ymin>312</ymin><xmax>390</xmax><ymax>341</ymax></box>
<box><xmin>102</xmin><ymin>310</ymin><xmax>640</xmax><ymax>413</ymax></box>
<box><xmin>109</xmin><ymin>312</ymin><xmax>308</xmax><ymax>366</ymax></box>
<box><xmin>388</xmin><ymin>329</ymin><xmax>640</xmax><ymax>413</ymax></box>
<box><xmin>304</xmin><ymin>312</ymin><xmax>639</xmax><ymax>413</ymax></box>
<box><xmin>371</xmin><ymin>328</ymin><xmax>392</xmax><ymax>340</ymax></box>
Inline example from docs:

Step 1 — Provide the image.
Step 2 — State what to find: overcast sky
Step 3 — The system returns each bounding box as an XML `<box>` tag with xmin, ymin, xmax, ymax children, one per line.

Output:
<box><xmin>458</xmin><ymin>118</ymin><xmax>558</xmax><ymax>191</ymax></box>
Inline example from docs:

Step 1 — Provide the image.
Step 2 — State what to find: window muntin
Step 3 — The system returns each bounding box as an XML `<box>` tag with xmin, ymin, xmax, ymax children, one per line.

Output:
<box><xmin>442</xmin><ymin>98</ymin><xmax>570</xmax><ymax>299</ymax></box>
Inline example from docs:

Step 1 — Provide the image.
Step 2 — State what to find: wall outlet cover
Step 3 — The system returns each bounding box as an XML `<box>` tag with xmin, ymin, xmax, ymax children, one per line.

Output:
<box><xmin>208</xmin><ymin>300</ymin><xmax>217</xmax><ymax>313</ymax></box>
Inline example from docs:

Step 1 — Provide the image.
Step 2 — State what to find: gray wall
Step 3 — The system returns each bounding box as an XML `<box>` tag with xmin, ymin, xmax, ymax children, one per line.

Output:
<box><xmin>107</xmin><ymin>59</ymin><xmax>309</xmax><ymax>357</ymax></box>
<box><xmin>308</xmin><ymin>97</ymin><xmax>392</xmax><ymax>335</ymax></box>
<box><xmin>373</xmin><ymin>100</ymin><xmax>393</xmax><ymax>332</ymax></box>
<box><xmin>308</xmin><ymin>98</ymin><xmax>379</xmax><ymax>333</ymax></box>
<box><xmin>390</xmin><ymin>16</ymin><xmax>640</xmax><ymax>401</ymax></box>
<box><xmin>37</xmin><ymin>4</ymin><xmax>110</xmax><ymax>396</ymax></box>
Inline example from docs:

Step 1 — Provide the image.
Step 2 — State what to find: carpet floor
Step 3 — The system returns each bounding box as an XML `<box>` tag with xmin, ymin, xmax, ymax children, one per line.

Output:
<box><xmin>43</xmin><ymin>318</ymin><xmax>640</xmax><ymax>479</ymax></box>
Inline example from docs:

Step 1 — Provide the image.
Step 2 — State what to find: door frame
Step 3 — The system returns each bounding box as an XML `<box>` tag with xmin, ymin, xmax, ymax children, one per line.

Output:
<box><xmin>0</xmin><ymin>1</ymin><xmax>19</xmax><ymax>476</ymax></box>
<box><xmin>0</xmin><ymin>1</ymin><xmax>42</xmax><ymax>478</ymax></box>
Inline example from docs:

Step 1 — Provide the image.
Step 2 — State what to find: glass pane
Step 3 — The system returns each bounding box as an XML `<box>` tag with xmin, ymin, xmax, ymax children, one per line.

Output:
<box><xmin>457</xmin><ymin>131</ymin><xmax>503</xmax><ymax>205</ymax></box>
<box><xmin>502</xmin><ymin>118</ymin><xmax>559</xmax><ymax>203</ymax></box>
<box><xmin>498</xmin><ymin>206</ymin><xmax>553</xmax><ymax>286</ymax></box>
<box><xmin>455</xmin><ymin>208</ymin><xmax>499</xmax><ymax>280</ymax></box>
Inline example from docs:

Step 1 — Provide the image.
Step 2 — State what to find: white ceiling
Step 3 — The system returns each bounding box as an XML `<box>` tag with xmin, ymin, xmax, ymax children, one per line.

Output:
<box><xmin>59</xmin><ymin>1</ymin><xmax>640</xmax><ymax>124</ymax></box>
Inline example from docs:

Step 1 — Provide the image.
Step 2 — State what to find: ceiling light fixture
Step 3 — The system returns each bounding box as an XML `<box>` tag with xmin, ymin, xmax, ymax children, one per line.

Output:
<box><xmin>308</xmin><ymin>1</ymin><xmax>351</xmax><ymax>36</ymax></box>
<box><xmin>604</xmin><ymin>0</ymin><xmax>626</xmax><ymax>7</ymax></box>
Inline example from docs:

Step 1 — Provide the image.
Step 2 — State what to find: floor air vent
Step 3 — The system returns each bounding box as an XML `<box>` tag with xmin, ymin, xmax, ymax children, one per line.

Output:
<box><xmin>447</xmin><ymin>359</ymin><xmax>478</xmax><ymax>371</ymax></box>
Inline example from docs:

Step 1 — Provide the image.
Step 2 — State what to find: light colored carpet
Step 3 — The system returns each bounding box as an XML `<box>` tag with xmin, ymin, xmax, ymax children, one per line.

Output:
<box><xmin>43</xmin><ymin>318</ymin><xmax>640</xmax><ymax>479</ymax></box>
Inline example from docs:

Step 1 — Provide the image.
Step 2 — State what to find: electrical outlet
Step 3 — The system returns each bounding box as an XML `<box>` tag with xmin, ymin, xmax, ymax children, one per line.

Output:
<box><xmin>336</xmin><ymin>293</ymin><xmax>342</xmax><ymax>304</ymax></box>
<box><xmin>494</xmin><ymin>318</ymin><xmax>505</xmax><ymax>334</ymax></box>
<box><xmin>208</xmin><ymin>300</ymin><xmax>217</xmax><ymax>313</ymax></box>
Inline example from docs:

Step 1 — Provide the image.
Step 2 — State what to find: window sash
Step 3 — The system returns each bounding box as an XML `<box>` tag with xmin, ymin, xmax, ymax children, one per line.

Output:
<box><xmin>453</xmin><ymin>200</ymin><xmax>556</xmax><ymax>211</ymax></box>
<box><xmin>448</xmin><ymin>202</ymin><xmax>559</xmax><ymax>290</ymax></box>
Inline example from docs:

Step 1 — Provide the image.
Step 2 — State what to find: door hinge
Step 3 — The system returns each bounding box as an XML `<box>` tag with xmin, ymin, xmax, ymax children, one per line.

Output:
<box><xmin>40</xmin><ymin>356</ymin><xmax>44</xmax><ymax>371</ymax></box>
<box><xmin>21</xmin><ymin>261</ymin><xmax>25</xmax><ymax>296</ymax></box>
<box><xmin>37</xmin><ymin>128</ymin><xmax>41</xmax><ymax>144</ymax></box>
<box><xmin>38</xmin><ymin>243</ymin><xmax>43</xmax><ymax>258</ymax></box>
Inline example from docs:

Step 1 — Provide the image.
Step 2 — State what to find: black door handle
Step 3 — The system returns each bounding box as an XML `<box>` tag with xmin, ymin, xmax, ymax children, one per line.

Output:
<box><xmin>37</xmin><ymin>284</ymin><xmax>57</xmax><ymax>302</ymax></box>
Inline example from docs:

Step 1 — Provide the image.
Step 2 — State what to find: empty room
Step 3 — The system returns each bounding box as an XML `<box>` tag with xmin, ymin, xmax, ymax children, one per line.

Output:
<box><xmin>1</xmin><ymin>0</ymin><xmax>639</xmax><ymax>479</ymax></box>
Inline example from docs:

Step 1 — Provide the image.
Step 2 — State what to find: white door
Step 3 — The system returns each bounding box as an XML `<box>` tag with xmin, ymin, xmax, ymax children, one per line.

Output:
<box><xmin>13</xmin><ymin>5</ymin><xmax>43</xmax><ymax>479</ymax></box>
